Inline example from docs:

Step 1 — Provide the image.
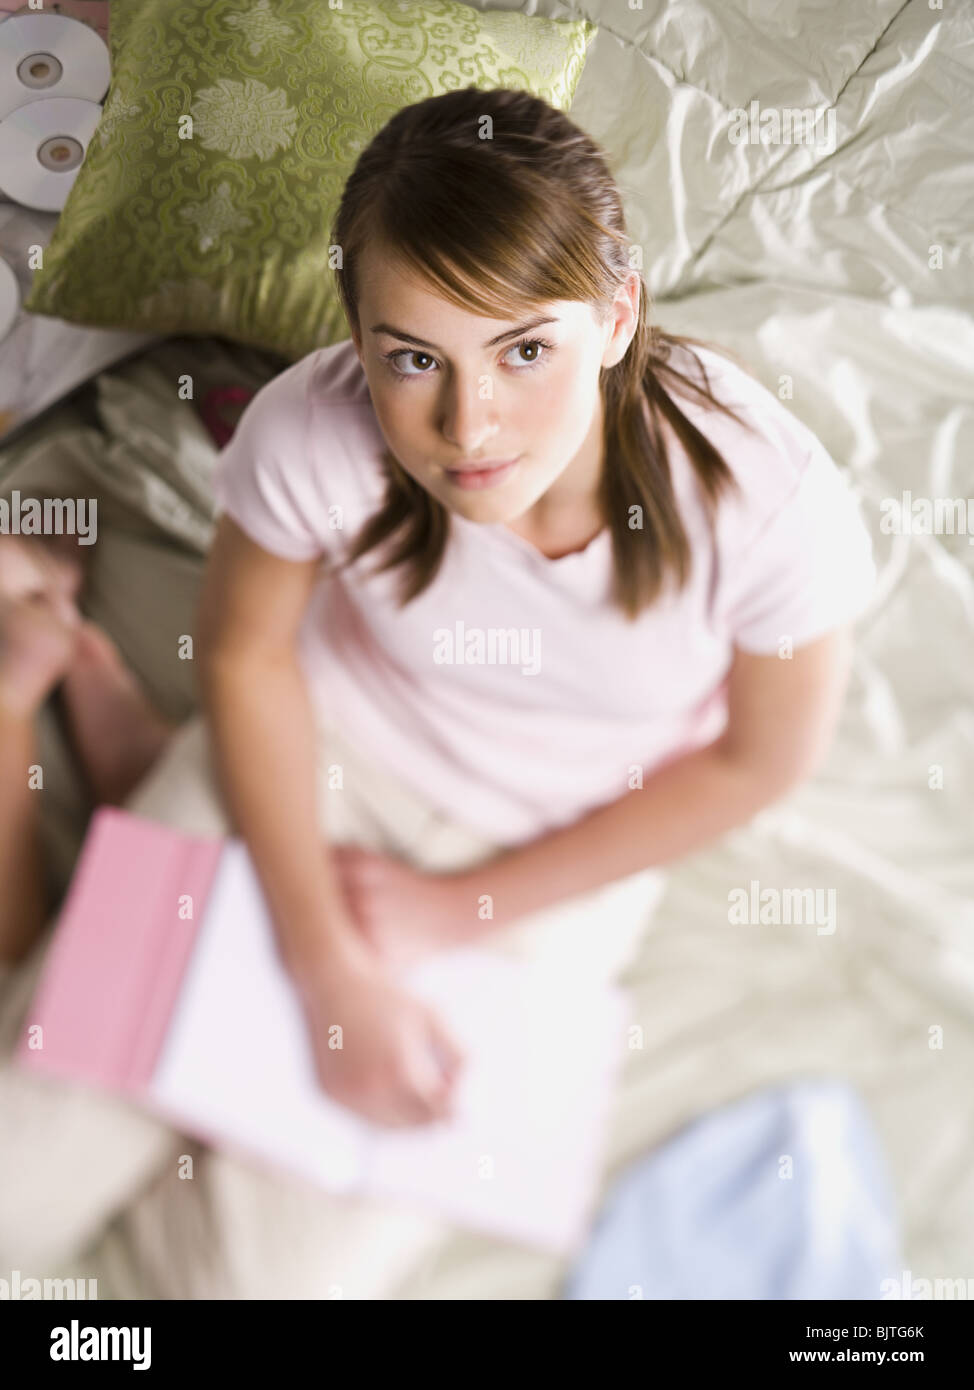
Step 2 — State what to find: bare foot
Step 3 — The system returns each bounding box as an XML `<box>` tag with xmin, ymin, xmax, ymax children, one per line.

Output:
<box><xmin>59</xmin><ymin>621</ymin><xmax>179</xmax><ymax>806</ymax></box>
<box><xmin>0</xmin><ymin>532</ymin><xmax>176</xmax><ymax>803</ymax></box>
<box><xmin>0</xmin><ymin>528</ymin><xmax>87</xmax><ymax>608</ymax></box>
<box><xmin>0</xmin><ymin>537</ymin><xmax>84</xmax><ymax>716</ymax></box>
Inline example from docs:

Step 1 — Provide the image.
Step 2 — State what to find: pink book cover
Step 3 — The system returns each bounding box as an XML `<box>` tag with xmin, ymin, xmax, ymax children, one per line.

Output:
<box><xmin>13</xmin><ymin>806</ymin><xmax>630</xmax><ymax>1254</ymax></box>
<box><xmin>14</xmin><ymin>805</ymin><xmax>222</xmax><ymax>1095</ymax></box>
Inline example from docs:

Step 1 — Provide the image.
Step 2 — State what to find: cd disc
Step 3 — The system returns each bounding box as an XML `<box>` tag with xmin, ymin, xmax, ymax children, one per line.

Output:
<box><xmin>0</xmin><ymin>12</ymin><xmax>110</xmax><ymax>120</ymax></box>
<box><xmin>0</xmin><ymin>255</ymin><xmax>20</xmax><ymax>343</ymax></box>
<box><xmin>0</xmin><ymin>97</ymin><xmax>103</xmax><ymax>212</ymax></box>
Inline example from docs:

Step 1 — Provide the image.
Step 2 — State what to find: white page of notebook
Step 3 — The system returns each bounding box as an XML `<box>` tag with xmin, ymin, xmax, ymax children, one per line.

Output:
<box><xmin>363</xmin><ymin>950</ymin><xmax>629</xmax><ymax>1251</ymax></box>
<box><xmin>151</xmin><ymin>841</ymin><xmax>370</xmax><ymax>1190</ymax></box>
<box><xmin>151</xmin><ymin>838</ymin><xmax>629</xmax><ymax>1253</ymax></box>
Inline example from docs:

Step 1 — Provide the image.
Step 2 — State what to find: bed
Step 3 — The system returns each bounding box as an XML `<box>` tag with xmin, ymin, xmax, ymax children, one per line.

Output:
<box><xmin>1</xmin><ymin>0</ymin><xmax>972</xmax><ymax>1298</ymax></box>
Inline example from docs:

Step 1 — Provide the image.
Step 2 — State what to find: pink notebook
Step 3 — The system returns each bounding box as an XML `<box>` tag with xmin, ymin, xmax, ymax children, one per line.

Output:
<box><xmin>14</xmin><ymin>806</ymin><xmax>630</xmax><ymax>1255</ymax></box>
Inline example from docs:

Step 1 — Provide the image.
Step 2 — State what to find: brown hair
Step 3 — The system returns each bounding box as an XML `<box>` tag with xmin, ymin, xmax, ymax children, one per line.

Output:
<box><xmin>330</xmin><ymin>86</ymin><xmax>758</xmax><ymax>620</ymax></box>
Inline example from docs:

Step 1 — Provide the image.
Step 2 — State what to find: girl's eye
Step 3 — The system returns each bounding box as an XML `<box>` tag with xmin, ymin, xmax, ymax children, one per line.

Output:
<box><xmin>383</xmin><ymin>337</ymin><xmax>555</xmax><ymax>380</ymax></box>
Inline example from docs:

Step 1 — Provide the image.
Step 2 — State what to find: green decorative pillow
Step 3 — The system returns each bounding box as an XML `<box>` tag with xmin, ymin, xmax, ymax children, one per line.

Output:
<box><xmin>24</xmin><ymin>0</ymin><xmax>597</xmax><ymax>361</ymax></box>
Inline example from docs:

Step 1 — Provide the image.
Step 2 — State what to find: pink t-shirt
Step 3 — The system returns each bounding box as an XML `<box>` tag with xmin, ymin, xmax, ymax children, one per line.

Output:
<box><xmin>211</xmin><ymin>338</ymin><xmax>876</xmax><ymax>846</ymax></box>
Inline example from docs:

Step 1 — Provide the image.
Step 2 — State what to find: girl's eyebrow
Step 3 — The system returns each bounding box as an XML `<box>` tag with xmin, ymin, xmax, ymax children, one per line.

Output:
<box><xmin>369</xmin><ymin>317</ymin><xmax>560</xmax><ymax>352</ymax></box>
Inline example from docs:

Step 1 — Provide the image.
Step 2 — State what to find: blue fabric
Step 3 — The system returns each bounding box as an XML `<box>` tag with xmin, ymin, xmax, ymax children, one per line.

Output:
<box><xmin>562</xmin><ymin>1078</ymin><xmax>903</xmax><ymax>1300</ymax></box>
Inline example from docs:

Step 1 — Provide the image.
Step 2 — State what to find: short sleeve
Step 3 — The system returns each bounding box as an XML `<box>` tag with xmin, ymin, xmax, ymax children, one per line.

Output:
<box><xmin>211</xmin><ymin>362</ymin><xmax>326</xmax><ymax>562</ymax></box>
<box><xmin>718</xmin><ymin>445</ymin><xmax>877</xmax><ymax>654</ymax></box>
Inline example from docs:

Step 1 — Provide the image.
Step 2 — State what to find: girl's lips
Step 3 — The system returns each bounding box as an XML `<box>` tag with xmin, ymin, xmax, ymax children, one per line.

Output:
<box><xmin>444</xmin><ymin>460</ymin><xmax>519</xmax><ymax>491</ymax></box>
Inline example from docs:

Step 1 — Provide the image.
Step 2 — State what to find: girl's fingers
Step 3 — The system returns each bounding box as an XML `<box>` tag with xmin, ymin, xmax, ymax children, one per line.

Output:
<box><xmin>429</xmin><ymin>1018</ymin><xmax>466</xmax><ymax>1078</ymax></box>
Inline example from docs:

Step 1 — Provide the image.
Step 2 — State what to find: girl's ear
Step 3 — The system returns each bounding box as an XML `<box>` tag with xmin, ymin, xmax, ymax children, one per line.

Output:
<box><xmin>600</xmin><ymin>275</ymin><xmax>640</xmax><ymax>370</ymax></box>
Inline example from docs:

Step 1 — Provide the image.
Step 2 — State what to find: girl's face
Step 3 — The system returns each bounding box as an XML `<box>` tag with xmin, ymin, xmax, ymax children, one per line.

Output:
<box><xmin>350</xmin><ymin>246</ymin><xmax>638</xmax><ymax>527</ymax></box>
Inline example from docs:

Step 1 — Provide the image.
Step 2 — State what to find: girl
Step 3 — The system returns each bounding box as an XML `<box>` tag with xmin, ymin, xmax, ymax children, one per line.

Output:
<box><xmin>196</xmin><ymin>86</ymin><xmax>875</xmax><ymax>1129</ymax></box>
<box><xmin>0</xmin><ymin>88</ymin><xmax>876</xmax><ymax>1144</ymax></box>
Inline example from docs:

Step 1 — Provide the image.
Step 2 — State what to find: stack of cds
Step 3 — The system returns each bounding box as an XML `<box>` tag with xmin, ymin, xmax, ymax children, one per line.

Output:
<box><xmin>0</xmin><ymin>11</ymin><xmax>110</xmax><ymax>210</ymax></box>
<box><xmin>0</xmin><ymin>11</ymin><xmax>111</xmax><ymax>339</ymax></box>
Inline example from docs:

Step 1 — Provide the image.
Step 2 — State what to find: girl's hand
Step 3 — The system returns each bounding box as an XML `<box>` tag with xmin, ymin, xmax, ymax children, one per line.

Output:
<box><xmin>329</xmin><ymin>845</ymin><xmax>470</xmax><ymax>970</ymax></box>
<box><xmin>297</xmin><ymin>948</ymin><xmax>465</xmax><ymax>1128</ymax></box>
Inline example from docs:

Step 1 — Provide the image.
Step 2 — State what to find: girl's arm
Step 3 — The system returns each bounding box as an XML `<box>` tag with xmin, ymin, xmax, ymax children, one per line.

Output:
<box><xmin>196</xmin><ymin>517</ymin><xmax>465</xmax><ymax>1126</ymax></box>
<box><xmin>446</xmin><ymin>627</ymin><xmax>856</xmax><ymax>933</ymax></box>
<box><xmin>195</xmin><ymin>516</ymin><xmax>369</xmax><ymax>986</ymax></box>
